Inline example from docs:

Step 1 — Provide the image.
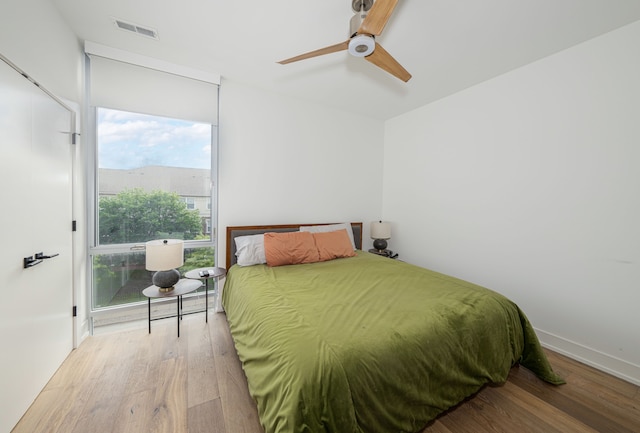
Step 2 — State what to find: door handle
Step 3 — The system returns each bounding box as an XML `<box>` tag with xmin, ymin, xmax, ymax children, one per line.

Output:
<box><xmin>35</xmin><ymin>252</ymin><xmax>59</xmax><ymax>259</ymax></box>
<box><xmin>24</xmin><ymin>252</ymin><xmax>60</xmax><ymax>268</ymax></box>
<box><xmin>24</xmin><ymin>256</ymin><xmax>43</xmax><ymax>268</ymax></box>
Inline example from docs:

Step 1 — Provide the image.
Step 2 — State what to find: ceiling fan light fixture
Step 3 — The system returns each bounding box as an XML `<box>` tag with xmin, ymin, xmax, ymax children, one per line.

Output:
<box><xmin>348</xmin><ymin>34</ymin><xmax>375</xmax><ymax>57</ymax></box>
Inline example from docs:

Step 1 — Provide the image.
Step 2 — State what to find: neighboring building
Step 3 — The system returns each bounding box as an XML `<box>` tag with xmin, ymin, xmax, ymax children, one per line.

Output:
<box><xmin>99</xmin><ymin>165</ymin><xmax>212</xmax><ymax>234</ymax></box>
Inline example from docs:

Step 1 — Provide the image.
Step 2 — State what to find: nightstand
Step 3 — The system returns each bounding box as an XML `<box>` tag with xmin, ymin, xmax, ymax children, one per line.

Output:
<box><xmin>184</xmin><ymin>267</ymin><xmax>226</xmax><ymax>323</ymax></box>
<box><xmin>368</xmin><ymin>249</ymin><xmax>399</xmax><ymax>259</ymax></box>
<box><xmin>142</xmin><ymin>279</ymin><xmax>203</xmax><ymax>337</ymax></box>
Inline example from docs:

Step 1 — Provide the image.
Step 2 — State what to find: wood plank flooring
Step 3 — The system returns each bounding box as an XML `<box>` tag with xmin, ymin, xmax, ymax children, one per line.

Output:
<box><xmin>12</xmin><ymin>313</ymin><xmax>640</xmax><ymax>433</ymax></box>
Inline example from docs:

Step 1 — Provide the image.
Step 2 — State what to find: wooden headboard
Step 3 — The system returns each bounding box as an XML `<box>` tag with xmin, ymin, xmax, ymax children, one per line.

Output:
<box><xmin>226</xmin><ymin>222</ymin><xmax>363</xmax><ymax>268</ymax></box>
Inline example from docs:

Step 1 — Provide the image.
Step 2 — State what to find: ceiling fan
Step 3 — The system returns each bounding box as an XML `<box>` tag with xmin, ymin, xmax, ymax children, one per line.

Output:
<box><xmin>278</xmin><ymin>0</ymin><xmax>411</xmax><ymax>82</ymax></box>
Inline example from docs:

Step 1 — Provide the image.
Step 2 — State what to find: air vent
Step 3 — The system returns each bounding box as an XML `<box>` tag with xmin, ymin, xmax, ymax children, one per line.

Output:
<box><xmin>112</xmin><ymin>18</ymin><xmax>159</xmax><ymax>39</ymax></box>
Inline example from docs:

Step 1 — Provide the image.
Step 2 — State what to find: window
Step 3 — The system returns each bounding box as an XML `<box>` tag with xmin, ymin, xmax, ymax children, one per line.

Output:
<box><xmin>85</xmin><ymin>50</ymin><xmax>220</xmax><ymax>323</ymax></box>
<box><xmin>91</xmin><ymin>246</ymin><xmax>215</xmax><ymax>308</ymax></box>
<box><xmin>91</xmin><ymin>108</ymin><xmax>216</xmax><ymax>311</ymax></box>
<box><xmin>184</xmin><ymin>197</ymin><xmax>196</xmax><ymax>210</ymax></box>
<box><xmin>97</xmin><ymin>109</ymin><xmax>211</xmax><ymax>244</ymax></box>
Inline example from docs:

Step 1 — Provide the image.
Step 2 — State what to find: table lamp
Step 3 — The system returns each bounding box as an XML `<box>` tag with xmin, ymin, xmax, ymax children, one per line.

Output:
<box><xmin>370</xmin><ymin>221</ymin><xmax>391</xmax><ymax>251</ymax></box>
<box><xmin>145</xmin><ymin>239</ymin><xmax>184</xmax><ymax>291</ymax></box>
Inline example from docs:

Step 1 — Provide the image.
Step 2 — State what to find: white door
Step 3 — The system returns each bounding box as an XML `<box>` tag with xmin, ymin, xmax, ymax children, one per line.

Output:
<box><xmin>0</xmin><ymin>57</ymin><xmax>74</xmax><ymax>432</ymax></box>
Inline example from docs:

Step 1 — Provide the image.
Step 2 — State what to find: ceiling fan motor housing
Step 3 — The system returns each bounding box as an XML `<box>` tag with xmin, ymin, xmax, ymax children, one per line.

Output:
<box><xmin>349</xmin><ymin>1</ymin><xmax>375</xmax><ymax>57</ymax></box>
<box><xmin>348</xmin><ymin>34</ymin><xmax>375</xmax><ymax>57</ymax></box>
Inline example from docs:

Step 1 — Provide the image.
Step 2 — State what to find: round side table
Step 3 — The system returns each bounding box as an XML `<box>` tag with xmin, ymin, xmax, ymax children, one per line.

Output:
<box><xmin>142</xmin><ymin>278</ymin><xmax>203</xmax><ymax>337</ymax></box>
<box><xmin>184</xmin><ymin>267</ymin><xmax>227</xmax><ymax>323</ymax></box>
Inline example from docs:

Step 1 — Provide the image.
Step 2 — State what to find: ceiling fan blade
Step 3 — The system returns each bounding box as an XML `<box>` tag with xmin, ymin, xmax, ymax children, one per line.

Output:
<box><xmin>365</xmin><ymin>42</ymin><xmax>411</xmax><ymax>82</ymax></box>
<box><xmin>358</xmin><ymin>0</ymin><xmax>399</xmax><ymax>36</ymax></box>
<box><xmin>278</xmin><ymin>40</ymin><xmax>350</xmax><ymax>64</ymax></box>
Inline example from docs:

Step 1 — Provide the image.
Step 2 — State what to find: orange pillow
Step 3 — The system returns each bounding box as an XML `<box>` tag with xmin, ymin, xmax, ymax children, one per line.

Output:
<box><xmin>264</xmin><ymin>231</ymin><xmax>320</xmax><ymax>266</ymax></box>
<box><xmin>312</xmin><ymin>229</ymin><xmax>356</xmax><ymax>262</ymax></box>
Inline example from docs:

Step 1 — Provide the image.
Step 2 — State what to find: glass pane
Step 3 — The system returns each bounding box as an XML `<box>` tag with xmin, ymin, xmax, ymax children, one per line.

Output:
<box><xmin>97</xmin><ymin>107</ymin><xmax>212</xmax><ymax>245</ymax></box>
<box><xmin>92</xmin><ymin>107</ymin><xmax>216</xmax><ymax>313</ymax></box>
<box><xmin>92</xmin><ymin>247</ymin><xmax>215</xmax><ymax>309</ymax></box>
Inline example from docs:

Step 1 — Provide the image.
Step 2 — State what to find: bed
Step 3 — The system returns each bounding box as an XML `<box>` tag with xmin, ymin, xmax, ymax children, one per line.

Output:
<box><xmin>222</xmin><ymin>222</ymin><xmax>563</xmax><ymax>433</ymax></box>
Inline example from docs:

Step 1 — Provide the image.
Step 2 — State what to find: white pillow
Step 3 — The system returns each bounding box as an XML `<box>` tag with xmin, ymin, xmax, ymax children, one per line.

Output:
<box><xmin>299</xmin><ymin>223</ymin><xmax>356</xmax><ymax>250</ymax></box>
<box><xmin>234</xmin><ymin>234</ymin><xmax>266</xmax><ymax>266</ymax></box>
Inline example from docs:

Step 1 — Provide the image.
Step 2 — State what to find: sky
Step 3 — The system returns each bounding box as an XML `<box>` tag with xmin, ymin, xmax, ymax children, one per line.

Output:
<box><xmin>98</xmin><ymin>108</ymin><xmax>212</xmax><ymax>170</ymax></box>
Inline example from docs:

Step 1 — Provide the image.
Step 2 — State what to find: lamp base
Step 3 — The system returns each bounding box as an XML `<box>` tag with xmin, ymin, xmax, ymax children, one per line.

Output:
<box><xmin>152</xmin><ymin>269</ymin><xmax>180</xmax><ymax>291</ymax></box>
<box><xmin>373</xmin><ymin>238</ymin><xmax>388</xmax><ymax>251</ymax></box>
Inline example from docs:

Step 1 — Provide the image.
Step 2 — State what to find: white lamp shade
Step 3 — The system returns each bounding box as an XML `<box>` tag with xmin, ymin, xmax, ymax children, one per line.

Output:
<box><xmin>370</xmin><ymin>221</ymin><xmax>391</xmax><ymax>240</ymax></box>
<box><xmin>145</xmin><ymin>239</ymin><xmax>184</xmax><ymax>271</ymax></box>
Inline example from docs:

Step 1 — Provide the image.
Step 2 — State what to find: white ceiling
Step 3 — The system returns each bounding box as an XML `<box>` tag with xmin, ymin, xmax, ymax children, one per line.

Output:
<box><xmin>51</xmin><ymin>0</ymin><xmax>640</xmax><ymax>120</ymax></box>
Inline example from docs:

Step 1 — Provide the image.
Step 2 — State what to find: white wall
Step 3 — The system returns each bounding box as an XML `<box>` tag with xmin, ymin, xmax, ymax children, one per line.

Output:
<box><xmin>383</xmin><ymin>20</ymin><xmax>640</xmax><ymax>384</ymax></box>
<box><xmin>0</xmin><ymin>0</ymin><xmax>82</xmax><ymax>102</ymax></box>
<box><xmin>217</xmin><ymin>79</ymin><xmax>384</xmax><ymax>267</ymax></box>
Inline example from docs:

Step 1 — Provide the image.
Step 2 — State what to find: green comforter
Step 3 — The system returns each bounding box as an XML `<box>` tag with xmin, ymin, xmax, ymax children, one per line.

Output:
<box><xmin>222</xmin><ymin>251</ymin><xmax>563</xmax><ymax>433</ymax></box>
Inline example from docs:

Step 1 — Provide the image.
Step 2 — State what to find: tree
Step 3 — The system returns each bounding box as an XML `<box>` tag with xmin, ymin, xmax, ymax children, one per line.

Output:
<box><xmin>182</xmin><ymin>247</ymin><xmax>215</xmax><ymax>272</ymax></box>
<box><xmin>99</xmin><ymin>188</ymin><xmax>202</xmax><ymax>244</ymax></box>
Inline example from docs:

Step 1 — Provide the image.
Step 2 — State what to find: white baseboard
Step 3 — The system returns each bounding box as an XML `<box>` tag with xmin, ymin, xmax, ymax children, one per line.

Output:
<box><xmin>535</xmin><ymin>328</ymin><xmax>640</xmax><ymax>386</ymax></box>
<box><xmin>74</xmin><ymin>317</ymin><xmax>91</xmax><ymax>349</ymax></box>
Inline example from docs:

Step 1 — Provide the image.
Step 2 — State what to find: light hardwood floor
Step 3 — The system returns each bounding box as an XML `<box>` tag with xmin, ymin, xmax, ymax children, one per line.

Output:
<box><xmin>12</xmin><ymin>313</ymin><xmax>640</xmax><ymax>433</ymax></box>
